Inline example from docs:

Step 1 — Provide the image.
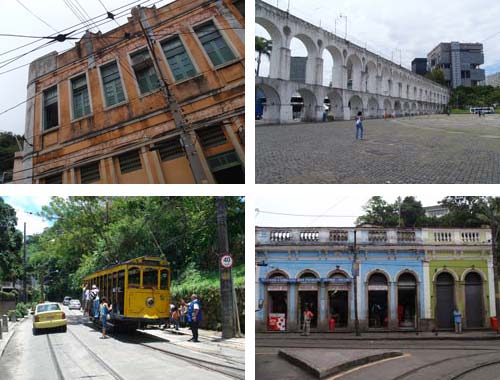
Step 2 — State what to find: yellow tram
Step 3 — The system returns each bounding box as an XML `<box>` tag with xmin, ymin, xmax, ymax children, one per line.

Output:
<box><xmin>83</xmin><ymin>256</ymin><xmax>170</xmax><ymax>329</ymax></box>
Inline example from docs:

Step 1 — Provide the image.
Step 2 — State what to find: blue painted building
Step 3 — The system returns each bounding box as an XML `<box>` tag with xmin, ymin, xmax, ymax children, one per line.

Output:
<box><xmin>256</xmin><ymin>227</ymin><xmax>493</xmax><ymax>332</ymax></box>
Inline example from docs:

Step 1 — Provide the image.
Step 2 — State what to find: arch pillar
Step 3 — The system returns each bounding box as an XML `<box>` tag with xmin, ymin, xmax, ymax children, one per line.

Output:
<box><xmin>288</xmin><ymin>282</ymin><xmax>297</xmax><ymax>330</ymax></box>
<box><xmin>314</xmin><ymin>57</ymin><xmax>324</xmax><ymax>86</ymax></box>
<box><xmin>389</xmin><ymin>281</ymin><xmax>398</xmax><ymax>329</ymax></box>
<box><xmin>376</xmin><ymin>75</ymin><xmax>382</xmax><ymax>95</ymax></box>
<box><xmin>319</xmin><ymin>282</ymin><xmax>328</xmax><ymax>330</ymax></box>
<box><xmin>274</xmin><ymin>46</ymin><xmax>291</xmax><ymax>80</ymax></box>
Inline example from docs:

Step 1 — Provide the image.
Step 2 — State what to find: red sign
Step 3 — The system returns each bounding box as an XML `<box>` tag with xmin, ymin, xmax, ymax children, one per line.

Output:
<box><xmin>268</xmin><ymin>313</ymin><xmax>286</xmax><ymax>331</ymax></box>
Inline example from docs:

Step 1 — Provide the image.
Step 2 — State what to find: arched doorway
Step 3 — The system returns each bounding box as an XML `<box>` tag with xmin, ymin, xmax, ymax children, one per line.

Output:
<box><xmin>394</xmin><ymin>101</ymin><xmax>402</xmax><ymax>116</ymax></box>
<box><xmin>293</xmin><ymin>89</ymin><xmax>319</xmax><ymax>122</ymax></box>
<box><xmin>436</xmin><ymin>272</ymin><xmax>455</xmax><ymax>329</ymax></box>
<box><xmin>325</xmin><ymin>91</ymin><xmax>343</xmax><ymax>120</ymax></box>
<box><xmin>368</xmin><ymin>272</ymin><xmax>389</xmax><ymax>328</ymax></box>
<box><xmin>465</xmin><ymin>272</ymin><xmax>484</xmax><ymax>328</ymax></box>
<box><xmin>348</xmin><ymin>95</ymin><xmax>363</xmax><ymax>119</ymax></box>
<box><xmin>328</xmin><ymin>272</ymin><xmax>350</xmax><ymax>328</ymax></box>
<box><xmin>367</xmin><ymin>98</ymin><xmax>379</xmax><ymax>119</ymax></box>
<box><xmin>266</xmin><ymin>272</ymin><xmax>289</xmax><ymax>331</ymax></box>
<box><xmin>346</xmin><ymin>54</ymin><xmax>362</xmax><ymax>91</ymax></box>
<box><xmin>397</xmin><ymin>273</ymin><xmax>417</xmax><ymax>329</ymax></box>
<box><xmin>383</xmin><ymin>99</ymin><xmax>392</xmax><ymax>116</ymax></box>
<box><xmin>298</xmin><ymin>271</ymin><xmax>319</xmax><ymax>329</ymax></box>
<box><xmin>256</xmin><ymin>83</ymin><xmax>282</xmax><ymax>123</ymax></box>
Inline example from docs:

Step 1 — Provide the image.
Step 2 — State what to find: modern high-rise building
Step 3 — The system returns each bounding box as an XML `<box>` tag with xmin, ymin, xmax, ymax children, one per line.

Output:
<box><xmin>486</xmin><ymin>72</ymin><xmax>500</xmax><ymax>87</ymax></box>
<box><xmin>427</xmin><ymin>42</ymin><xmax>485</xmax><ymax>88</ymax></box>
<box><xmin>411</xmin><ymin>58</ymin><xmax>428</xmax><ymax>76</ymax></box>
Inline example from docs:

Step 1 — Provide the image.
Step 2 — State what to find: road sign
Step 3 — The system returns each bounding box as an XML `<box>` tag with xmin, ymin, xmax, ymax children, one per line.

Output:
<box><xmin>220</xmin><ymin>254</ymin><xmax>233</xmax><ymax>268</ymax></box>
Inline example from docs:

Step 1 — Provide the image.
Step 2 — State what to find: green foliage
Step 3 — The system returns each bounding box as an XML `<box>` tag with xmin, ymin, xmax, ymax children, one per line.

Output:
<box><xmin>170</xmin><ymin>265</ymin><xmax>245</xmax><ymax>331</ymax></box>
<box><xmin>0</xmin><ymin>132</ymin><xmax>22</xmax><ymax>182</ymax></box>
<box><xmin>8</xmin><ymin>309</ymin><xmax>16</xmax><ymax>321</ymax></box>
<box><xmin>0</xmin><ymin>290</ymin><xmax>16</xmax><ymax>301</ymax></box>
<box><xmin>450</xmin><ymin>85</ymin><xmax>500</xmax><ymax>108</ymax></box>
<box><xmin>0</xmin><ymin>197</ymin><xmax>23</xmax><ymax>283</ymax></box>
<box><xmin>27</xmin><ymin>197</ymin><xmax>245</xmax><ymax>304</ymax></box>
<box><xmin>15</xmin><ymin>302</ymin><xmax>28</xmax><ymax>318</ymax></box>
<box><xmin>426</xmin><ymin>67</ymin><xmax>446</xmax><ymax>86</ymax></box>
<box><xmin>255</xmin><ymin>36</ymin><xmax>272</xmax><ymax>77</ymax></box>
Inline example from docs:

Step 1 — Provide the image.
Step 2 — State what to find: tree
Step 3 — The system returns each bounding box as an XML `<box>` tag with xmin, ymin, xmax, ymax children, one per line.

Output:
<box><xmin>399</xmin><ymin>196</ymin><xmax>427</xmax><ymax>227</ymax></box>
<box><xmin>425</xmin><ymin>67</ymin><xmax>446</xmax><ymax>86</ymax></box>
<box><xmin>356</xmin><ymin>196</ymin><xmax>399</xmax><ymax>227</ymax></box>
<box><xmin>0</xmin><ymin>132</ymin><xmax>22</xmax><ymax>183</ymax></box>
<box><xmin>0</xmin><ymin>197</ymin><xmax>23</xmax><ymax>282</ymax></box>
<box><xmin>255</xmin><ymin>36</ymin><xmax>272</xmax><ymax>77</ymax></box>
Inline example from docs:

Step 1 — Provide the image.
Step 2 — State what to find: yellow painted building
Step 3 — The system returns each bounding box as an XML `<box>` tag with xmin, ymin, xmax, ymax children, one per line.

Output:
<box><xmin>13</xmin><ymin>0</ymin><xmax>245</xmax><ymax>184</ymax></box>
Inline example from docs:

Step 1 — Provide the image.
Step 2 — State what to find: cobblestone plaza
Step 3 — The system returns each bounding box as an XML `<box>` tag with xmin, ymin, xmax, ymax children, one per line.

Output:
<box><xmin>256</xmin><ymin>115</ymin><xmax>500</xmax><ymax>184</ymax></box>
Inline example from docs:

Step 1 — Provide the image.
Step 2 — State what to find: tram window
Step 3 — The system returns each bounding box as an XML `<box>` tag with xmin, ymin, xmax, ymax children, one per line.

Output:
<box><xmin>160</xmin><ymin>269</ymin><xmax>169</xmax><ymax>290</ymax></box>
<box><xmin>128</xmin><ymin>267</ymin><xmax>140</xmax><ymax>288</ymax></box>
<box><xmin>143</xmin><ymin>268</ymin><xmax>159</xmax><ymax>289</ymax></box>
<box><xmin>117</xmin><ymin>270</ymin><xmax>125</xmax><ymax>291</ymax></box>
<box><xmin>117</xmin><ymin>270</ymin><xmax>125</xmax><ymax>315</ymax></box>
<box><xmin>112</xmin><ymin>271</ymin><xmax>118</xmax><ymax>306</ymax></box>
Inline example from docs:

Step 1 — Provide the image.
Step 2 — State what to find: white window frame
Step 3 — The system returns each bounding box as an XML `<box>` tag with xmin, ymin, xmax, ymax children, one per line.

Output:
<box><xmin>97</xmin><ymin>58</ymin><xmax>129</xmax><ymax>110</ymax></box>
<box><xmin>190</xmin><ymin>17</ymin><xmax>240</xmax><ymax>70</ymax></box>
<box><xmin>68</xmin><ymin>70</ymin><xmax>93</xmax><ymax>121</ymax></box>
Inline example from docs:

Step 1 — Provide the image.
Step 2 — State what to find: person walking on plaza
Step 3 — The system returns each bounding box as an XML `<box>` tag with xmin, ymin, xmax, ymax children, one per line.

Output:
<box><xmin>355</xmin><ymin>111</ymin><xmax>364</xmax><ymax>140</ymax></box>
<box><xmin>187</xmin><ymin>294</ymin><xmax>202</xmax><ymax>342</ymax></box>
<box><xmin>99</xmin><ymin>297</ymin><xmax>112</xmax><ymax>339</ymax></box>
<box><xmin>453</xmin><ymin>307</ymin><xmax>462</xmax><ymax>334</ymax></box>
<box><xmin>301</xmin><ymin>306</ymin><xmax>314</xmax><ymax>336</ymax></box>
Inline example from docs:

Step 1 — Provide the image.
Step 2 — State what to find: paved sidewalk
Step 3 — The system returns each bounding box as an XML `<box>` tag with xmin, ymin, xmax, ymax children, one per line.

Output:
<box><xmin>257</xmin><ymin>330</ymin><xmax>500</xmax><ymax>341</ymax></box>
<box><xmin>0</xmin><ymin>318</ymin><xmax>25</xmax><ymax>358</ymax></box>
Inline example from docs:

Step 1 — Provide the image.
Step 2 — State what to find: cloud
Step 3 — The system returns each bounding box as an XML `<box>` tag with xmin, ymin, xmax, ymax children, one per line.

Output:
<box><xmin>2</xmin><ymin>196</ymin><xmax>52</xmax><ymax>235</ymax></box>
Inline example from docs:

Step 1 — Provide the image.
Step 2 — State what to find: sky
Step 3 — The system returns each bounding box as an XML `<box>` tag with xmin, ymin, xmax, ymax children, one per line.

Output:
<box><xmin>2</xmin><ymin>195</ymin><xmax>52</xmax><ymax>235</ymax></box>
<box><xmin>256</xmin><ymin>0</ymin><xmax>500</xmax><ymax>81</ymax></box>
<box><xmin>0</xmin><ymin>0</ymin><xmax>173</xmax><ymax>136</ymax></box>
<box><xmin>255</xmin><ymin>189</ymin><xmax>454</xmax><ymax>227</ymax></box>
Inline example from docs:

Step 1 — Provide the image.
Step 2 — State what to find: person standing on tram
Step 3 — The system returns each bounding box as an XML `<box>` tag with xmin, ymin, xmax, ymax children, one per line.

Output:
<box><xmin>90</xmin><ymin>284</ymin><xmax>100</xmax><ymax>319</ymax></box>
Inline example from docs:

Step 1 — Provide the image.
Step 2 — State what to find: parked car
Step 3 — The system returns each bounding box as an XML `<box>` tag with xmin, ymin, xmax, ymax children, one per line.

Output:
<box><xmin>63</xmin><ymin>296</ymin><xmax>71</xmax><ymax>306</ymax></box>
<box><xmin>68</xmin><ymin>299</ymin><xmax>81</xmax><ymax>310</ymax></box>
<box><xmin>33</xmin><ymin>302</ymin><xmax>67</xmax><ymax>335</ymax></box>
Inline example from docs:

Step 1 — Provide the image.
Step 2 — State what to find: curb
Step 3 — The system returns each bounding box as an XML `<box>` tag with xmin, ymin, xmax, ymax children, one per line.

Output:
<box><xmin>0</xmin><ymin>318</ymin><xmax>24</xmax><ymax>358</ymax></box>
<box><xmin>259</xmin><ymin>335</ymin><xmax>500</xmax><ymax>342</ymax></box>
<box><xmin>278</xmin><ymin>349</ymin><xmax>403</xmax><ymax>379</ymax></box>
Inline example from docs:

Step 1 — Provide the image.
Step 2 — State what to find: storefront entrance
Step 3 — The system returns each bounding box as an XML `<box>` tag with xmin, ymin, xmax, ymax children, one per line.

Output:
<box><xmin>329</xmin><ymin>290</ymin><xmax>348</xmax><ymax>327</ymax></box>
<box><xmin>299</xmin><ymin>291</ymin><xmax>318</xmax><ymax>328</ymax></box>
<box><xmin>368</xmin><ymin>273</ymin><xmax>388</xmax><ymax>328</ymax></box>
<box><xmin>436</xmin><ymin>272</ymin><xmax>455</xmax><ymax>329</ymax></box>
<box><xmin>397</xmin><ymin>273</ymin><xmax>417</xmax><ymax>329</ymax></box>
<box><xmin>465</xmin><ymin>272</ymin><xmax>483</xmax><ymax>328</ymax></box>
<box><xmin>267</xmin><ymin>290</ymin><xmax>287</xmax><ymax>331</ymax></box>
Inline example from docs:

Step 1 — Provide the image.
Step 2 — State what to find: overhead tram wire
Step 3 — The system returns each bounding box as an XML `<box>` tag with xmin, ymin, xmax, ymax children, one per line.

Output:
<box><xmin>62</xmin><ymin>0</ymin><xmax>95</xmax><ymax>32</ymax></box>
<box><xmin>97</xmin><ymin>0</ymin><xmax>122</xmax><ymax>27</ymax></box>
<box><xmin>15</xmin><ymin>0</ymin><xmax>59</xmax><ymax>33</ymax></box>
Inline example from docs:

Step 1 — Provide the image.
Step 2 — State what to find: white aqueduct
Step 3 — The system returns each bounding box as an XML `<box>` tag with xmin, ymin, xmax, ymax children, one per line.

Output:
<box><xmin>256</xmin><ymin>0</ymin><xmax>450</xmax><ymax>123</ymax></box>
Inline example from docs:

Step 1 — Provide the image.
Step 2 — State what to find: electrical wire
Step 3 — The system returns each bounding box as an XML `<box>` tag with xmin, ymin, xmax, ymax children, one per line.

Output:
<box><xmin>15</xmin><ymin>0</ymin><xmax>59</xmax><ymax>33</ymax></box>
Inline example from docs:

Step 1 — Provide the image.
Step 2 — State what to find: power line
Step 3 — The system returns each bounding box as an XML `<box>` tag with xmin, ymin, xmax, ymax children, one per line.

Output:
<box><xmin>96</xmin><ymin>0</ymin><xmax>121</xmax><ymax>27</ymax></box>
<box><xmin>15</xmin><ymin>0</ymin><xmax>58</xmax><ymax>33</ymax></box>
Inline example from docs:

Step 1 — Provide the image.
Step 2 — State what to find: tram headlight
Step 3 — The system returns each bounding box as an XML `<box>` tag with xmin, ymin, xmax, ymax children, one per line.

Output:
<box><xmin>146</xmin><ymin>297</ymin><xmax>155</xmax><ymax>307</ymax></box>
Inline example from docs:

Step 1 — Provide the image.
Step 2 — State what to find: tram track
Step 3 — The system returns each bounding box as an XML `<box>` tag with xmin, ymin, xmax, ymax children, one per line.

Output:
<box><xmin>450</xmin><ymin>360</ymin><xmax>500</xmax><ymax>380</ymax></box>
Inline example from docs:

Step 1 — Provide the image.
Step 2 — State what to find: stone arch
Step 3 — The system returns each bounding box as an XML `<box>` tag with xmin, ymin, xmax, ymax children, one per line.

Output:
<box><xmin>297</xmin><ymin>268</ymin><xmax>320</xmax><ymax>279</ymax></box>
<box><xmin>296</xmin><ymin>88</ymin><xmax>321</xmax><ymax>122</ymax></box>
<box><xmin>367</xmin><ymin>97</ymin><xmax>379</xmax><ymax>118</ymax></box>
<box><xmin>365</xmin><ymin>60</ymin><xmax>378</xmax><ymax>94</ymax></box>
<box><xmin>267</xmin><ymin>269</ymin><xmax>290</xmax><ymax>279</ymax></box>
<box><xmin>403</xmin><ymin>102</ymin><xmax>410</xmax><ymax>115</ymax></box>
<box><xmin>395</xmin><ymin>269</ymin><xmax>420</xmax><ymax>283</ymax></box>
<box><xmin>255</xmin><ymin>18</ymin><xmax>285</xmax><ymax>79</ymax></box>
<box><xmin>256</xmin><ymin>82</ymin><xmax>282</xmax><ymax>123</ymax></box>
<box><xmin>323</xmin><ymin>45</ymin><xmax>344</xmax><ymax>88</ymax></box>
<box><xmin>383</xmin><ymin>98</ymin><xmax>393</xmax><ymax>116</ymax></box>
<box><xmin>348</xmin><ymin>95</ymin><xmax>364</xmax><ymax>119</ymax></box>
<box><xmin>432</xmin><ymin>268</ymin><xmax>459</xmax><ymax>282</ymax></box>
<box><xmin>326</xmin><ymin>268</ymin><xmax>352</xmax><ymax>279</ymax></box>
<box><xmin>365</xmin><ymin>268</ymin><xmax>392</xmax><ymax>283</ymax></box>
<box><xmin>382</xmin><ymin>66</ymin><xmax>392</xmax><ymax>96</ymax></box>
<box><xmin>326</xmin><ymin>90</ymin><xmax>344</xmax><ymax>120</ymax></box>
<box><xmin>346</xmin><ymin>53</ymin><xmax>363</xmax><ymax>91</ymax></box>
<box><xmin>290</xmin><ymin>33</ymin><xmax>319</xmax><ymax>85</ymax></box>
<box><xmin>394</xmin><ymin>100</ymin><xmax>402</xmax><ymax>116</ymax></box>
<box><xmin>461</xmin><ymin>268</ymin><xmax>486</xmax><ymax>282</ymax></box>
<box><xmin>411</xmin><ymin>102</ymin><xmax>417</xmax><ymax>113</ymax></box>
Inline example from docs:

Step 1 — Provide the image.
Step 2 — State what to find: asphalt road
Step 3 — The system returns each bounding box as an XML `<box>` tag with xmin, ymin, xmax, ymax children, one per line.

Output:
<box><xmin>256</xmin><ymin>114</ymin><xmax>500</xmax><ymax>184</ymax></box>
<box><xmin>0</xmin><ymin>307</ymin><xmax>243</xmax><ymax>380</ymax></box>
<box><xmin>256</xmin><ymin>336</ymin><xmax>500</xmax><ymax>380</ymax></box>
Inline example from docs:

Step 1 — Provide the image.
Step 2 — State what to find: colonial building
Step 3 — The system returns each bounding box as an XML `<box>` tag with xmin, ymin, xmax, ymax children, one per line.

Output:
<box><xmin>13</xmin><ymin>0</ymin><xmax>245</xmax><ymax>184</ymax></box>
<box><xmin>256</xmin><ymin>226</ymin><xmax>495</xmax><ymax>332</ymax></box>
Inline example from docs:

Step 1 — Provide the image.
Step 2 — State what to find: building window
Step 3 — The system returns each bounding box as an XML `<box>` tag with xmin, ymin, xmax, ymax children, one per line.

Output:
<box><xmin>43</xmin><ymin>173</ymin><xmax>62</xmax><ymax>184</ymax></box>
<box><xmin>194</xmin><ymin>21</ymin><xmax>236</xmax><ymax>67</ymax></box>
<box><xmin>71</xmin><ymin>74</ymin><xmax>91</xmax><ymax>119</ymax></box>
<box><xmin>118</xmin><ymin>150</ymin><xmax>142</xmax><ymax>174</ymax></box>
<box><xmin>130</xmin><ymin>49</ymin><xmax>159</xmax><ymax>94</ymax></box>
<box><xmin>158</xmin><ymin>138</ymin><xmax>184</xmax><ymax>161</ymax></box>
<box><xmin>80</xmin><ymin>162</ymin><xmax>100</xmax><ymax>183</ymax></box>
<box><xmin>100</xmin><ymin>61</ymin><xmax>125</xmax><ymax>107</ymax></box>
<box><xmin>207</xmin><ymin>150</ymin><xmax>244</xmax><ymax>184</ymax></box>
<box><xmin>197</xmin><ymin>125</ymin><xmax>227</xmax><ymax>149</ymax></box>
<box><xmin>161</xmin><ymin>37</ymin><xmax>197</xmax><ymax>81</ymax></box>
<box><xmin>43</xmin><ymin>86</ymin><xmax>59</xmax><ymax>130</ymax></box>
<box><xmin>232</xmin><ymin>0</ymin><xmax>244</xmax><ymax>16</ymax></box>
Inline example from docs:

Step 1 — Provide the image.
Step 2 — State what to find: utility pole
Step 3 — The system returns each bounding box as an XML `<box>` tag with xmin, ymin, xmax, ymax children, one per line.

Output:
<box><xmin>23</xmin><ymin>222</ymin><xmax>27</xmax><ymax>303</ymax></box>
<box><xmin>216</xmin><ymin>197</ymin><xmax>239</xmax><ymax>338</ymax></box>
<box><xmin>135</xmin><ymin>10</ymin><xmax>212</xmax><ymax>184</ymax></box>
<box><xmin>352</xmin><ymin>229</ymin><xmax>360</xmax><ymax>336</ymax></box>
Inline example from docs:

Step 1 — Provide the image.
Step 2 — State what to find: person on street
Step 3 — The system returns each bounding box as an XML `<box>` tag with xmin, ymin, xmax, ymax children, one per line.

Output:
<box><xmin>180</xmin><ymin>299</ymin><xmax>187</xmax><ymax>328</ymax></box>
<box><xmin>99</xmin><ymin>297</ymin><xmax>112</xmax><ymax>339</ymax></box>
<box><xmin>90</xmin><ymin>284</ymin><xmax>100</xmax><ymax>319</ymax></box>
<box><xmin>453</xmin><ymin>307</ymin><xmax>462</xmax><ymax>334</ymax></box>
<box><xmin>83</xmin><ymin>285</ymin><xmax>90</xmax><ymax>317</ymax></box>
<box><xmin>301</xmin><ymin>306</ymin><xmax>314</xmax><ymax>336</ymax></box>
<box><xmin>355</xmin><ymin>111</ymin><xmax>364</xmax><ymax>140</ymax></box>
<box><xmin>187</xmin><ymin>294</ymin><xmax>202</xmax><ymax>342</ymax></box>
<box><xmin>171</xmin><ymin>305</ymin><xmax>180</xmax><ymax>331</ymax></box>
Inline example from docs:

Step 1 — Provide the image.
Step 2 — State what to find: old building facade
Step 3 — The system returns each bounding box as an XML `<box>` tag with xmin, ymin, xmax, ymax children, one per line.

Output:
<box><xmin>13</xmin><ymin>0</ymin><xmax>245</xmax><ymax>184</ymax></box>
<box><xmin>256</xmin><ymin>227</ymin><xmax>495</xmax><ymax>333</ymax></box>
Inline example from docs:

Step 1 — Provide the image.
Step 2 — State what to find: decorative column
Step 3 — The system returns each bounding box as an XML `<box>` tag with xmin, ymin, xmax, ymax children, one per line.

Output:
<box><xmin>288</xmin><ymin>283</ymin><xmax>297</xmax><ymax>331</ymax></box>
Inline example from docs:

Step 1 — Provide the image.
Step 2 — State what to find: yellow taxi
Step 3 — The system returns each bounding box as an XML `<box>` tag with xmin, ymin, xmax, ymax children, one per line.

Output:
<box><xmin>33</xmin><ymin>302</ymin><xmax>67</xmax><ymax>335</ymax></box>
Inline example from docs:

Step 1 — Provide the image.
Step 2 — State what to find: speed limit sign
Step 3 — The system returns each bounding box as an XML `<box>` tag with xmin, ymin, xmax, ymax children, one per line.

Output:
<box><xmin>220</xmin><ymin>254</ymin><xmax>233</xmax><ymax>268</ymax></box>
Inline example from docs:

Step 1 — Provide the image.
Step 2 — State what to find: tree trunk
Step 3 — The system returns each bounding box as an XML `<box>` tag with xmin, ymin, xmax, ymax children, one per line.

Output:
<box><xmin>256</xmin><ymin>52</ymin><xmax>262</xmax><ymax>77</ymax></box>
